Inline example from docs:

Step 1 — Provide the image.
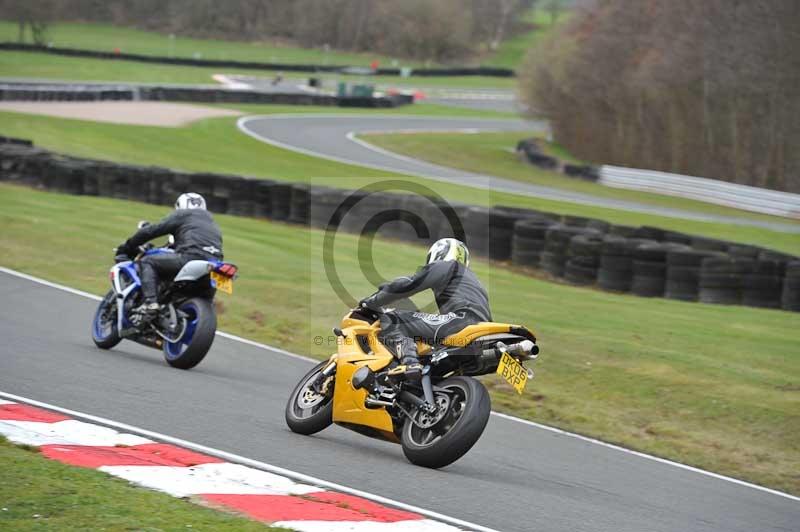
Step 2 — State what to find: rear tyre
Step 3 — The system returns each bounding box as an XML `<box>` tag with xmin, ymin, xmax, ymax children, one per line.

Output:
<box><xmin>401</xmin><ymin>376</ymin><xmax>491</xmax><ymax>469</ymax></box>
<box><xmin>162</xmin><ymin>298</ymin><xmax>216</xmax><ymax>370</ymax></box>
<box><xmin>285</xmin><ymin>361</ymin><xmax>334</xmax><ymax>435</ymax></box>
<box><xmin>92</xmin><ymin>290</ymin><xmax>122</xmax><ymax>349</ymax></box>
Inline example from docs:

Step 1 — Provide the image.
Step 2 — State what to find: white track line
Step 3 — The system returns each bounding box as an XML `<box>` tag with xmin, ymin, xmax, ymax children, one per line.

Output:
<box><xmin>0</xmin><ymin>390</ymin><xmax>493</xmax><ymax>532</ymax></box>
<box><xmin>1</xmin><ymin>265</ymin><xmax>798</xmax><ymax>504</ymax></box>
<box><xmin>236</xmin><ymin>114</ymin><xmax>536</xmax><ymax>179</ymax></box>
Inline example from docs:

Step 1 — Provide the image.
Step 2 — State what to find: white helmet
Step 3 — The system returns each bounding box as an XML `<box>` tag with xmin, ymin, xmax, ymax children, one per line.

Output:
<box><xmin>175</xmin><ymin>192</ymin><xmax>206</xmax><ymax>210</ymax></box>
<box><xmin>426</xmin><ymin>238</ymin><xmax>470</xmax><ymax>267</ymax></box>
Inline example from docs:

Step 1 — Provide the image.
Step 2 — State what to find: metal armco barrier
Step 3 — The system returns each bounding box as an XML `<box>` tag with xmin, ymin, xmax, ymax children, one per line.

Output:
<box><xmin>600</xmin><ymin>166</ymin><xmax>800</xmax><ymax>219</ymax></box>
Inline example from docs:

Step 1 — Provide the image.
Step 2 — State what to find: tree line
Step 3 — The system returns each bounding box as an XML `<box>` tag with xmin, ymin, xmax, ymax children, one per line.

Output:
<box><xmin>1</xmin><ymin>0</ymin><xmax>536</xmax><ymax>63</ymax></box>
<box><xmin>521</xmin><ymin>0</ymin><xmax>800</xmax><ymax>192</ymax></box>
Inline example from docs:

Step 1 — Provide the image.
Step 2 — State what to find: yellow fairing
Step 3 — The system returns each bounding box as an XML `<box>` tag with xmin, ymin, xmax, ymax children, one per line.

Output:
<box><xmin>331</xmin><ymin>319</ymin><xmax>398</xmax><ymax>440</ymax></box>
<box><xmin>440</xmin><ymin>322</ymin><xmax>517</xmax><ymax>348</ymax></box>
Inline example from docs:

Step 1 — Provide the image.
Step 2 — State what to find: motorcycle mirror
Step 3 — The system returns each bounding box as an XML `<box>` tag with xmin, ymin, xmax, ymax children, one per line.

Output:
<box><xmin>137</xmin><ymin>220</ymin><xmax>150</xmax><ymax>229</ymax></box>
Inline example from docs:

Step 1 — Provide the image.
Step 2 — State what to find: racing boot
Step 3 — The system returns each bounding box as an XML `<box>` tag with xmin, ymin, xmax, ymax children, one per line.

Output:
<box><xmin>388</xmin><ymin>356</ymin><xmax>423</xmax><ymax>381</ymax></box>
<box><xmin>132</xmin><ymin>301</ymin><xmax>160</xmax><ymax>324</ymax></box>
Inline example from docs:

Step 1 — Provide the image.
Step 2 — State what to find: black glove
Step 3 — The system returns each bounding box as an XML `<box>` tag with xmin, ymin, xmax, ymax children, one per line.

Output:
<box><xmin>115</xmin><ymin>242</ymin><xmax>132</xmax><ymax>258</ymax></box>
<box><xmin>358</xmin><ymin>294</ymin><xmax>381</xmax><ymax>311</ymax></box>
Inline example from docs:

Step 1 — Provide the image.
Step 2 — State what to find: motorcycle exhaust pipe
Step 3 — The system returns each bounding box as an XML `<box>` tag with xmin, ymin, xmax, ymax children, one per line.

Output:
<box><xmin>482</xmin><ymin>340</ymin><xmax>538</xmax><ymax>361</ymax></box>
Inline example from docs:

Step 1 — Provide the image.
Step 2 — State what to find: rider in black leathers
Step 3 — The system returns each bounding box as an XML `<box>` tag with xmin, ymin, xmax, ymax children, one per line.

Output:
<box><xmin>360</xmin><ymin>238</ymin><xmax>490</xmax><ymax>380</ymax></box>
<box><xmin>116</xmin><ymin>193</ymin><xmax>223</xmax><ymax>318</ymax></box>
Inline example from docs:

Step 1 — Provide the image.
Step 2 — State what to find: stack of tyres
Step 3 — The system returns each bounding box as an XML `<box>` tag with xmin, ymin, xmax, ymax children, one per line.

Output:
<box><xmin>308</xmin><ymin>186</ymin><xmax>346</xmax><ymax>230</ymax></box>
<box><xmin>395</xmin><ymin>194</ymin><xmax>445</xmax><ymax>246</ymax></box>
<box><xmin>699</xmin><ymin>257</ymin><xmax>754</xmax><ymax>305</ymax></box>
<box><xmin>607</xmin><ymin>225</ymin><xmax>638</xmax><ymax>238</ymax></box>
<box><xmin>149</xmin><ymin>167</ymin><xmax>181</xmax><ymax>206</ymax></box>
<box><xmin>665</xmin><ymin>249</ymin><xmax>724</xmax><ymax>301</ymax></box>
<box><xmin>633</xmin><ymin>226</ymin><xmax>665</xmax><ymax>241</ymax></box>
<box><xmin>631</xmin><ymin>243</ymin><xmax>689</xmax><ymax>297</ymax></box>
<box><xmin>253</xmin><ymin>180</ymin><xmax>275</xmax><ymax>218</ymax></box>
<box><xmin>288</xmin><ymin>184</ymin><xmax>311</xmax><ymax>225</ymax></box>
<box><xmin>210</xmin><ymin>175</ymin><xmax>237</xmax><ymax>214</ymax></box>
<box><xmin>494</xmin><ymin>205</ymin><xmax>560</xmax><ymax>222</ymax></box>
<box><xmin>597</xmin><ymin>237</ymin><xmax>644</xmax><ymax>292</ymax></box>
<box><xmin>228</xmin><ymin>177</ymin><xmax>257</xmax><ymax>217</ymax></box>
<box><xmin>488</xmin><ymin>209</ymin><xmax>522</xmax><ymax>261</ymax></box>
<box><xmin>376</xmin><ymin>194</ymin><xmax>419</xmax><ymax>243</ymax></box>
<box><xmin>462</xmin><ymin>206</ymin><xmax>492</xmax><ymax>258</ymax></box>
<box><xmin>742</xmin><ymin>260</ymin><xmax>784</xmax><ymax>308</ymax></box>
<box><xmin>781</xmin><ymin>261</ymin><xmax>800</xmax><ymax>311</ymax></box>
<box><xmin>564</xmin><ymin>233</ymin><xmax>603</xmax><ymax>285</ymax></box>
<box><xmin>127</xmin><ymin>165</ymin><xmax>153</xmax><ymax>203</ymax></box>
<box><xmin>269</xmin><ymin>183</ymin><xmax>294</xmax><ymax>221</ymax></box>
<box><xmin>662</xmin><ymin>230</ymin><xmax>693</xmax><ymax>245</ymax></box>
<box><xmin>692</xmin><ymin>236</ymin><xmax>729</xmax><ymax>253</ymax></box>
<box><xmin>511</xmin><ymin>218</ymin><xmax>555</xmax><ymax>268</ymax></box>
<box><xmin>560</xmin><ymin>215</ymin><xmax>610</xmax><ymax>234</ymax></box>
<box><xmin>728</xmin><ymin>244</ymin><xmax>762</xmax><ymax>259</ymax></box>
<box><xmin>339</xmin><ymin>192</ymin><xmax>393</xmax><ymax>235</ymax></box>
<box><xmin>541</xmin><ymin>225</ymin><xmax>591</xmax><ymax>278</ymax></box>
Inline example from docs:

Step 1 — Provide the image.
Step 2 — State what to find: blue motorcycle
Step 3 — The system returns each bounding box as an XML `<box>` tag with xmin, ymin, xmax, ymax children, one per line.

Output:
<box><xmin>91</xmin><ymin>223</ymin><xmax>237</xmax><ymax>369</ymax></box>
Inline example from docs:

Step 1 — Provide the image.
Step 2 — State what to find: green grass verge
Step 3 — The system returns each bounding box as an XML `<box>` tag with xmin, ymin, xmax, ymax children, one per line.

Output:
<box><xmin>1</xmin><ymin>183</ymin><xmax>798</xmax><ymax>495</ymax></box>
<box><xmin>360</xmin><ymin>131</ymin><xmax>800</xmax><ymax>229</ymax></box>
<box><xmin>1</xmin><ymin>109</ymin><xmax>797</xmax><ymax>255</ymax></box>
<box><xmin>0</xmin><ymin>50</ymin><xmax>516</xmax><ymax>89</ymax></box>
<box><xmin>0</xmin><ymin>20</ymin><xmax>414</xmax><ymax>66</ymax></box>
<box><xmin>483</xmin><ymin>9</ymin><xmax>569</xmax><ymax>69</ymax></box>
<box><xmin>0</xmin><ymin>436</ymin><xmax>287</xmax><ymax>530</ymax></box>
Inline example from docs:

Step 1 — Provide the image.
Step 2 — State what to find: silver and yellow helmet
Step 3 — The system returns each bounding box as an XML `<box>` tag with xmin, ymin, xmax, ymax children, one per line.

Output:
<box><xmin>426</xmin><ymin>238</ymin><xmax>470</xmax><ymax>267</ymax></box>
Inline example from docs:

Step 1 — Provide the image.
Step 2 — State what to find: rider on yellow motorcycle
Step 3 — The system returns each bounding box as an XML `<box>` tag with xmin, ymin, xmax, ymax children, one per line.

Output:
<box><xmin>359</xmin><ymin>238</ymin><xmax>491</xmax><ymax>381</ymax></box>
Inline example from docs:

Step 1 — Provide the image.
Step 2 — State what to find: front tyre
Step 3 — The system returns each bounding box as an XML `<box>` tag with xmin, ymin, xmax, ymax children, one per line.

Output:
<box><xmin>401</xmin><ymin>376</ymin><xmax>491</xmax><ymax>469</ymax></box>
<box><xmin>92</xmin><ymin>290</ymin><xmax>122</xmax><ymax>349</ymax></box>
<box><xmin>285</xmin><ymin>361</ymin><xmax>334</xmax><ymax>435</ymax></box>
<box><xmin>163</xmin><ymin>298</ymin><xmax>216</xmax><ymax>370</ymax></box>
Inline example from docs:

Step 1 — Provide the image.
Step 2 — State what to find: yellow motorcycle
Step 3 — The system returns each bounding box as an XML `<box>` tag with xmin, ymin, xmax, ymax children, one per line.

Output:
<box><xmin>285</xmin><ymin>306</ymin><xmax>539</xmax><ymax>468</ymax></box>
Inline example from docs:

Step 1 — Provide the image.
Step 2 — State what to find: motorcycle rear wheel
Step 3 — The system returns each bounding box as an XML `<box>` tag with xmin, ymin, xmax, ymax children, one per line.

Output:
<box><xmin>91</xmin><ymin>290</ymin><xmax>122</xmax><ymax>349</ymax></box>
<box><xmin>285</xmin><ymin>361</ymin><xmax>334</xmax><ymax>435</ymax></box>
<box><xmin>401</xmin><ymin>376</ymin><xmax>491</xmax><ymax>469</ymax></box>
<box><xmin>162</xmin><ymin>298</ymin><xmax>216</xmax><ymax>370</ymax></box>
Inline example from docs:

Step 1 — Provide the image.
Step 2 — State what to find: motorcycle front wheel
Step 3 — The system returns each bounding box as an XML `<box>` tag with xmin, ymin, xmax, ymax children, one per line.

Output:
<box><xmin>285</xmin><ymin>361</ymin><xmax>334</xmax><ymax>435</ymax></box>
<box><xmin>91</xmin><ymin>290</ymin><xmax>122</xmax><ymax>349</ymax></box>
<box><xmin>162</xmin><ymin>298</ymin><xmax>216</xmax><ymax>370</ymax></box>
<box><xmin>401</xmin><ymin>376</ymin><xmax>491</xmax><ymax>469</ymax></box>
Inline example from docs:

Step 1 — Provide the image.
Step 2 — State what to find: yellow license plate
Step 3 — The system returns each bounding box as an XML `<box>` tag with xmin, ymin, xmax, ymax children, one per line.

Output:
<box><xmin>496</xmin><ymin>351</ymin><xmax>528</xmax><ymax>394</ymax></box>
<box><xmin>210</xmin><ymin>271</ymin><xmax>233</xmax><ymax>294</ymax></box>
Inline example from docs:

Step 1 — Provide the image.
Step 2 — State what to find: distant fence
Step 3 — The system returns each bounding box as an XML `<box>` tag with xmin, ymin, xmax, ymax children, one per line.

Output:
<box><xmin>0</xmin><ymin>82</ymin><xmax>413</xmax><ymax>108</ymax></box>
<box><xmin>0</xmin><ymin>43</ymin><xmax>515</xmax><ymax>78</ymax></box>
<box><xmin>600</xmin><ymin>166</ymin><xmax>800</xmax><ymax>219</ymax></box>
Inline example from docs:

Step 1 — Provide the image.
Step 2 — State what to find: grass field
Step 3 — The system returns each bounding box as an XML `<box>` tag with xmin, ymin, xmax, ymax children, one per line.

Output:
<box><xmin>1</xmin><ymin>183</ymin><xmax>798</xmax><ymax>495</ymax></box>
<box><xmin>1</xmin><ymin>21</ymin><xmax>413</xmax><ymax>66</ymax></box>
<box><xmin>0</xmin><ymin>436</ymin><xmax>285</xmax><ymax>530</ymax></box>
<box><xmin>482</xmin><ymin>9</ymin><xmax>569</xmax><ymax>69</ymax></box>
<box><xmin>361</xmin><ymin>131</ymin><xmax>800</xmax><ymax>228</ymax></box>
<box><xmin>1</xmin><ymin>108</ymin><xmax>798</xmax><ymax>256</ymax></box>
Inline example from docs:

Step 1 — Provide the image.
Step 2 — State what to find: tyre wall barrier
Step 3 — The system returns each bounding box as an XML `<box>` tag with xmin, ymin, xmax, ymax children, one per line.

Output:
<box><xmin>0</xmin><ymin>43</ymin><xmax>515</xmax><ymax>78</ymax></box>
<box><xmin>1</xmin><ymin>140</ymin><xmax>797</xmax><ymax>311</ymax></box>
<box><xmin>0</xmin><ymin>82</ymin><xmax>408</xmax><ymax>107</ymax></box>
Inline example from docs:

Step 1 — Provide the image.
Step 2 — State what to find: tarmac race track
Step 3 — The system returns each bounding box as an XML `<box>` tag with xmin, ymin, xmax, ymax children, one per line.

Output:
<box><xmin>1</xmin><ymin>270</ymin><xmax>798</xmax><ymax>532</ymax></box>
<box><xmin>238</xmin><ymin>115</ymin><xmax>800</xmax><ymax>233</ymax></box>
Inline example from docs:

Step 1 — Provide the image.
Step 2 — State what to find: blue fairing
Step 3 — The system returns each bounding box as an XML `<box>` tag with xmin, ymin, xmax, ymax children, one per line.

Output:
<box><xmin>143</xmin><ymin>247</ymin><xmax>174</xmax><ymax>257</ymax></box>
